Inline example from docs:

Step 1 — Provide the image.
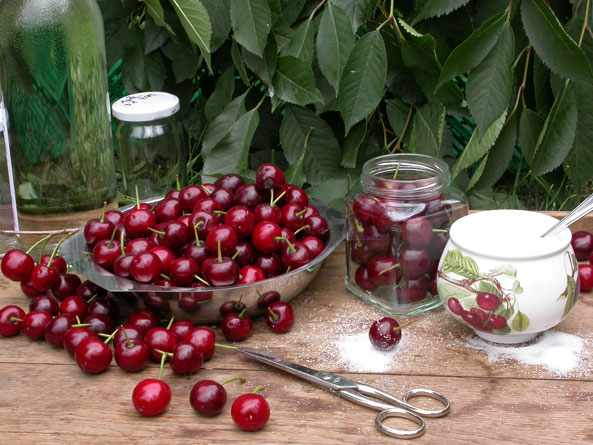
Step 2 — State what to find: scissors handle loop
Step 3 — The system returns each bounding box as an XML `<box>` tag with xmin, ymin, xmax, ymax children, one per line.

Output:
<box><xmin>402</xmin><ymin>388</ymin><xmax>450</xmax><ymax>418</ymax></box>
<box><xmin>375</xmin><ymin>408</ymin><xmax>425</xmax><ymax>439</ymax></box>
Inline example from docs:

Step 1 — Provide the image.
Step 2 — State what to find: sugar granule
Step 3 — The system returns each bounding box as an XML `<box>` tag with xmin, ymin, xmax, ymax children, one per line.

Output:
<box><xmin>465</xmin><ymin>330</ymin><xmax>586</xmax><ymax>376</ymax></box>
<box><xmin>335</xmin><ymin>332</ymin><xmax>401</xmax><ymax>372</ymax></box>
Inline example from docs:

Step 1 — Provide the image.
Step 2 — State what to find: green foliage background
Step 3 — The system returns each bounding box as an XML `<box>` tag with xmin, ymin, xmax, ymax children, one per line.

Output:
<box><xmin>100</xmin><ymin>0</ymin><xmax>593</xmax><ymax>211</ymax></box>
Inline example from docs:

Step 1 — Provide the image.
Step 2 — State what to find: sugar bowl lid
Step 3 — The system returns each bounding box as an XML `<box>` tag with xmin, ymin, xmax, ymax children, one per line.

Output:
<box><xmin>112</xmin><ymin>92</ymin><xmax>180</xmax><ymax>122</ymax></box>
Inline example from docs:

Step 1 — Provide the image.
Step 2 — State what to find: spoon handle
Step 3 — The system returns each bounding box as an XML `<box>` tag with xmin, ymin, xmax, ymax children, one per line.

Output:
<box><xmin>541</xmin><ymin>193</ymin><xmax>593</xmax><ymax>238</ymax></box>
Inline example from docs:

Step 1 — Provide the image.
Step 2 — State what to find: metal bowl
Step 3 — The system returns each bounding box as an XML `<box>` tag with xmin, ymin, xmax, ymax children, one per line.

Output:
<box><xmin>61</xmin><ymin>198</ymin><xmax>344</xmax><ymax>323</ymax></box>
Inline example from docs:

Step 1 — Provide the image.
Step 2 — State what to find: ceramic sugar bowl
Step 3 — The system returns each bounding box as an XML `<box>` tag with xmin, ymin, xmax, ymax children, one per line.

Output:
<box><xmin>436</xmin><ymin>210</ymin><xmax>579</xmax><ymax>344</ymax></box>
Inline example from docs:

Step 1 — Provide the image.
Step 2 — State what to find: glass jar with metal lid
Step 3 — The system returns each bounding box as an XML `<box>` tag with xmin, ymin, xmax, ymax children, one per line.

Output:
<box><xmin>112</xmin><ymin>92</ymin><xmax>186</xmax><ymax>200</ymax></box>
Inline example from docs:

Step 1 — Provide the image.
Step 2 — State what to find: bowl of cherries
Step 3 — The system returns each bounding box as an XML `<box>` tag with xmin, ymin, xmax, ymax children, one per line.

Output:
<box><xmin>61</xmin><ymin>164</ymin><xmax>344</xmax><ymax>323</ymax></box>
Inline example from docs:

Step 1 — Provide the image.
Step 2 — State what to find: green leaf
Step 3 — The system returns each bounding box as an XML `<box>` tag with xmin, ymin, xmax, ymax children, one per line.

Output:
<box><xmin>466</xmin><ymin>22</ymin><xmax>514</xmax><ymax>137</ymax></box>
<box><xmin>161</xmin><ymin>39</ymin><xmax>199</xmax><ymax>83</ymax></box>
<box><xmin>562</xmin><ymin>275</ymin><xmax>576</xmax><ymax>317</ymax></box>
<box><xmin>201</xmin><ymin>93</ymin><xmax>247</xmax><ymax>156</ymax></box>
<box><xmin>142</xmin><ymin>0</ymin><xmax>173</xmax><ymax>33</ymax></box>
<box><xmin>338</xmin><ymin>31</ymin><xmax>387</xmax><ymax>134</ymax></box>
<box><xmin>533</xmin><ymin>54</ymin><xmax>554</xmax><ymax>116</ymax></box>
<box><xmin>201</xmin><ymin>0</ymin><xmax>231</xmax><ymax>52</ymax></box>
<box><xmin>530</xmin><ymin>81</ymin><xmax>577</xmax><ymax>176</ymax></box>
<box><xmin>566</xmin><ymin>81</ymin><xmax>593</xmax><ymax>188</ymax></box>
<box><xmin>230</xmin><ymin>0</ymin><xmax>271</xmax><ymax>57</ymax></box>
<box><xmin>279</xmin><ymin>105</ymin><xmax>341</xmax><ymax>184</ymax></box>
<box><xmin>124</xmin><ymin>40</ymin><xmax>165</xmax><ymax>92</ymax></box>
<box><xmin>202</xmin><ymin>108</ymin><xmax>259</xmax><ymax>178</ymax></box>
<box><xmin>518</xmin><ymin>108</ymin><xmax>544</xmax><ymax>165</ymax></box>
<box><xmin>144</xmin><ymin>18</ymin><xmax>170</xmax><ymax>54</ymax></box>
<box><xmin>272</xmin><ymin>56</ymin><xmax>323</xmax><ymax>106</ymax></box>
<box><xmin>171</xmin><ymin>0</ymin><xmax>212</xmax><ymax>72</ymax></box>
<box><xmin>281</xmin><ymin>0</ymin><xmax>307</xmax><ymax>26</ymax></box>
<box><xmin>489</xmin><ymin>264</ymin><xmax>517</xmax><ymax>278</ymax></box>
<box><xmin>451</xmin><ymin>111</ymin><xmax>507</xmax><ymax>180</ymax></box>
<box><xmin>341</xmin><ymin>121</ymin><xmax>367</xmax><ymax>168</ymax></box>
<box><xmin>413</xmin><ymin>0</ymin><xmax>471</xmax><ymax>24</ymax></box>
<box><xmin>284</xmin><ymin>159</ymin><xmax>306</xmax><ymax>188</ymax></box>
<box><xmin>272</xmin><ymin>22</ymin><xmax>294</xmax><ymax>51</ymax></box>
<box><xmin>437</xmin><ymin>13</ymin><xmax>506</xmax><ymax>89</ymax></box>
<box><xmin>512</xmin><ymin>281</ymin><xmax>524</xmax><ymax>295</ymax></box>
<box><xmin>282</xmin><ymin>17</ymin><xmax>315</xmax><ymax>62</ymax></box>
<box><xmin>521</xmin><ymin>0</ymin><xmax>593</xmax><ymax>82</ymax></box>
<box><xmin>511</xmin><ymin>310</ymin><xmax>530</xmax><ymax>332</ymax></box>
<box><xmin>316</xmin><ymin>3</ymin><xmax>355</xmax><ymax>93</ymax></box>
<box><xmin>465</xmin><ymin>153</ymin><xmax>488</xmax><ymax>192</ymax></box>
<box><xmin>242</xmin><ymin>36</ymin><xmax>278</xmax><ymax>86</ymax></box>
<box><xmin>231</xmin><ymin>40</ymin><xmax>250</xmax><ymax>86</ymax></box>
<box><xmin>332</xmin><ymin>0</ymin><xmax>380</xmax><ymax>32</ymax></box>
<box><xmin>204</xmin><ymin>66</ymin><xmax>235</xmax><ymax>122</ymax></box>
<box><xmin>408</xmin><ymin>102</ymin><xmax>446</xmax><ymax>158</ymax></box>
<box><xmin>400</xmin><ymin>33</ymin><xmax>462</xmax><ymax>109</ymax></box>
<box><xmin>475</xmin><ymin>111</ymin><xmax>518</xmax><ymax>190</ymax></box>
<box><xmin>436</xmin><ymin>282</ymin><xmax>473</xmax><ymax>300</ymax></box>
<box><xmin>306</xmin><ymin>178</ymin><xmax>350</xmax><ymax>211</ymax></box>
<box><xmin>385</xmin><ymin>98</ymin><xmax>410</xmax><ymax>136</ymax></box>
<box><xmin>477</xmin><ymin>281</ymin><xmax>502</xmax><ymax>298</ymax></box>
<box><xmin>441</xmin><ymin>249</ymin><xmax>480</xmax><ymax>279</ymax></box>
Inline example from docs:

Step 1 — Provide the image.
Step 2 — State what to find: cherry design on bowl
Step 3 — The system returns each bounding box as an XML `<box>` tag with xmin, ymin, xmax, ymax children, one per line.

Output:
<box><xmin>437</xmin><ymin>249</ymin><xmax>529</xmax><ymax>335</ymax></box>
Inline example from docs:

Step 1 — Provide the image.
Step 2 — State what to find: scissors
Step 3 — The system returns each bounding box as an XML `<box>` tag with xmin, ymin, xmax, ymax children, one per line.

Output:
<box><xmin>237</xmin><ymin>347</ymin><xmax>450</xmax><ymax>439</ymax></box>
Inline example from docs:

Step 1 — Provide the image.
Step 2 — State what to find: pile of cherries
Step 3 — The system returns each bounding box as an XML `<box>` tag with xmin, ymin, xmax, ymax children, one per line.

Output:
<box><xmin>0</xmin><ymin>271</ymin><xmax>291</xmax><ymax>430</ymax></box>
<box><xmin>572</xmin><ymin>230</ymin><xmax>593</xmax><ymax>292</ymax></box>
<box><xmin>83</xmin><ymin>163</ymin><xmax>329</xmax><ymax>297</ymax></box>
<box><xmin>348</xmin><ymin>187</ymin><xmax>453</xmax><ymax>303</ymax></box>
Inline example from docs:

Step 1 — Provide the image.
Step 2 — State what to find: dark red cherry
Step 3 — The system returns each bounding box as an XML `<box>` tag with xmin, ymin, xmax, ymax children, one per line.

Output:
<box><xmin>150</xmin><ymin>246</ymin><xmax>176</xmax><ymax>275</ymax></box>
<box><xmin>281</xmin><ymin>203</ymin><xmax>306</xmax><ymax>231</ymax></box>
<box><xmin>236</xmin><ymin>265</ymin><xmax>265</xmax><ymax>285</ymax></box>
<box><xmin>571</xmin><ymin>231</ymin><xmax>593</xmax><ymax>261</ymax></box>
<box><xmin>402</xmin><ymin>216</ymin><xmax>433</xmax><ymax>248</ymax></box>
<box><xmin>211</xmin><ymin>188</ymin><xmax>234</xmax><ymax>210</ymax></box>
<box><xmin>223</xmin><ymin>206</ymin><xmax>255</xmax><ymax>239</ymax></box>
<box><xmin>252</xmin><ymin>221</ymin><xmax>282</xmax><ymax>253</ymax></box>
<box><xmin>362</xmin><ymin>225</ymin><xmax>390</xmax><ymax>252</ymax></box>
<box><xmin>221</xmin><ymin>311</ymin><xmax>252</xmax><ymax>342</ymax></box>
<box><xmin>231</xmin><ymin>392</ymin><xmax>270</xmax><ymax>431</ymax></box>
<box><xmin>170</xmin><ymin>341</ymin><xmax>203</xmax><ymax>375</ymax></box>
<box><xmin>63</xmin><ymin>327</ymin><xmax>96</xmax><ymax>355</ymax></box>
<box><xmin>29</xmin><ymin>264</ymin><xmax>59</xmax><ymax>292</ymax></box>
<box><xmin>355</xmin><ymin>265</ymin><xmax>377</xmax><ymax>291</ymax></box>
<box><xmin>51</xmin><ymin>273</ymin><xmax>82</xmax><ymax>300</ymax></box>
<box><xmin>284</xmin><ymin>184</ymin><xmax>308</xmax><ymax>207</ymax></box>
<box><xmin>154</xmin><ymin>198</ymin><xmax>182</xmax><ymax>223</ymax></box>
<box><xmin>44</xmin><ymin>314</ymin><xmax>73</xmax><ymax>348</ymax></box>
<box><xmin>179</xmin><ymin>185</ymin><xmax>208</xmax><ymax>212</ymax></box>
<box><xmin>214</xmin><ymin>173</ymin><xmax>245</xmax><ymax>194</ymax></box>
<box><xmin>253</xmin><ymin>253</ymin><xmax>282</xmax><ymax>278</ymax></box>
<box><xmin>219</xmin><ymin>298</ymin><xmax>247</xmax><ymax>316</ymax></box>
<box><xmin>29</xmin><ymin>295</ymin><xmax>60</xmax><ymax>316</ymax></box>
<box><xmin>447</xmin><ymin>297</ymin><xmax>464</xmax><ymax>315</ymax></box>
<box><xmin>133</xmin><ymin>379</ymin><xmax>171</xmax><ymax>416</ymax></box>
<box><xmin>234</xmin><ymin>184</ymin><xmax>263</xmax><ymax>209</ymax></box>
<box><xmin>59</xmin><ymin>296</ymin><xmax>88</xmax><ymax>320</ymax></box>
<box><xmin>279</xmin><ymin>227</ymin><xmax>296</xmax><ymax>245</ymax></box>
<box><xmin>130</xmin><ymin>252</ymin><xmax>162</xmax><ymax>284</ymax></box>
<box><xmin>92</xmin><ymin>239</ymin><xmax>121</xmax><ymax>270</ymax></box>
<box><xmin>76</xmin><ymin>280</ymin><xmax>106</xmax><ymax>301</ymax></box>
<box><xmin>104</xmin><ymin>210</ymin><xmax>124</xmax><ymax>226</ymax></box>
<box><xmin>128</xmin><ymin>310</ymin><xmax>161</xmax><ymax>333</ymax></box>
<box><xmin>256</xmin><ymin>163</ymin><xmax>285</xmax><ymax>192</ymax></box>
<box><xmin>398</xmin><ymin>247</ymin><xmax>432</xmax><ymax>279</ymax></box>
<box><xmin>88</xmin><ymin>297</ymin><xmax>120</xmax><ymax>322</ymax></box>
<box><xmin>265</xmin><ymin>302</ymin><xmax>294</xmax><ymax>333</ymax></box>
<box><xmin>83</xmin><ymin>217</ymin><xmax>115</xmax><ymax>247</ymax></box>
<box><xmin>170</xmin><ymin>319</ymin><xmax>194</xmax><ymax>341</ymax></box>
<box><xmin>367</xmin><ymin>254</ymin><xmax>400</xmax><ymax>286</ymax></box>
<box><xmin>125</xmin><ymin>238</ymin><xmax>155</xmax><ymax>256</ymax></box>
<box><xmin>301</xmin><ymin>236</ymin><xmax>324</xmax><ymax>258</ymax></box>
<box><xmin>193</xmin><ymin>197</ymin><xmax>224</xmax><ymax>217</ymax></box>
<box><xmin>113</xmin><ymin>255</ymin><xmax>134</xmax><ymax>278</ymax></box>
<box><xmin>115</xmin><ymin>338</ymin><xmax>149</xmax><ymax>372</ymax></box>
<box><xmin>281</xmin><ymin>241</ymin><xmax>313</xmax><ymax>270</ymax></box>
<box><xmin>22</xmin><ymin>310</ymin><xmax>53</xmax><ymax>340</ymax></box>
<box><xmin>144</xmin><ymin>327</ymin><xmax>178</xmax><ymax>362</ymax></box>
<box><xmin>369</xmin><ymin>317</ymin><xmax>403</xmax><ymax>350</ymax></box>
<box><xmin>202</xmin><ymin>256</ymin><xmax>239</xmax><ymax>286</ymax></box>
<box><xmin>206</xmin><ymin>225</ymin><xmax>238</xmax><ymax>257</ymax></box>
<box><xmin>256</xmin><ymin>290</ymin><xmax>281</xmax><ymax>308</ymax></box>
<box><xmin>189</xmin><ymin>210</ymin><xmax>218</xmax><ymax>239</ymax></box>
<box><xmin>350</xmin><ymin>238</ymin><xmax>373</xmax><ymax>264</ymax></box>
<box><xmin>352</xmin><ymin>195</ymin><xmax>378</xmax><ymax>225</ymax></box>
<box><xmin>153</xmin><ymin>220</ymin><xmax>190</xmax><ymax>250</ymax></box>
<box><xmin>0</xmin><ymin>305</ymin><xmax>26</xmax><ymax>337</ymax></box>
<box><xmin>169</xmin><ymin>257</ymin><xmax>200</xmax><ymax>286</ymax></box>
<box><xmin>183</xmin><ymin>242</ymin><xmax>210</xmax><ymax>266</ymax></box>
<box><xmin>185</xmin><ymin>327</ymin><xmax>216</xmax><ymax>361</ymax></box>
<box><xmin>40</xmin><ymin>254</ymin><xmax>67</xmax><ymax>274</ymax></box>
<box><xmin>190</xmin><ymin>379</ymin><xmax>228</xmax><ymax>416</ymax></box>
<box><xmin>20</xmin><ymin>277</ymin><xmax>42</xmax><ymax>298</ymax></box>
<box><xmin>113</xmin><ymin>324</ymin><xmax>145</xmax><ymax>348</ymax></box>
<box><xmin>234</xmin><ymin>241</ymin><xmax>255</xmax><ymax>267</ymax></box>
<box><xmin>74</xmin><ymin>337</ymin><xmax>113</xmax><ymax>374</ymax></box>
<box><xmin>83</xmin><ymin>313</ymin><xmax>114</xmax><ymax>335</ymax></box>
<box><xmin>123</xmin><ymin>208</ymin><xmax>156</xmax><ymax>239</ymax></box>
<box><xmin>397</xmin><ymin>278</ymin><xmax>428</xmax><ymax>303</ymax></box>
<box><xmin>143</xmin><ymin>294</ymin><xmax>171</xmax><ymax>314</ymax></box>
<box><xmin>253</xmin><ymin>203</ymin><xmax>282</xmax><ymax>225</ymax></box>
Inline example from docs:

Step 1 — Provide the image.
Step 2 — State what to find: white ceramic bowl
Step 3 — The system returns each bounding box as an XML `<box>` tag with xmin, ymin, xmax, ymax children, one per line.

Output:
<box><xmin>436</xmin><ymin>210</ymin><xmax>579</xmax><ymax>344</ymax></box>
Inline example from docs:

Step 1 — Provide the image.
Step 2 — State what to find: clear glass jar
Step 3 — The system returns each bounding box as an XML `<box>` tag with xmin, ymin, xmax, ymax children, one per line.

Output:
<box><xmin>0</xmin><ymin>0</ymin><xmax>117</xmax><ymax>247</ymax></box>
<box><xmin>345</xmin><ymin>153</ymin><xmax>468</xmax><ymax>315</ymax></box>
<box><xmin>112</xmin><ymin>92</ymin><xmax>186</xmax><ymax>200</ymax></box>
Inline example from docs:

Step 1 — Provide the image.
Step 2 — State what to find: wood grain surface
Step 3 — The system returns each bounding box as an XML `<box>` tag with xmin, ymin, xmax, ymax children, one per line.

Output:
<box><xmin>1</xmin><ymin>213</ymin><xmax>592</xmax><ymax>444</ymax></box>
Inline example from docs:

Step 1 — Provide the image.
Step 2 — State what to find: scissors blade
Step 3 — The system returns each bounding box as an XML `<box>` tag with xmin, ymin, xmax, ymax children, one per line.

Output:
<box><xmin>237</xmin><ymin>347</ymin><xmax>358</xmax><ymax>391</ymax></box>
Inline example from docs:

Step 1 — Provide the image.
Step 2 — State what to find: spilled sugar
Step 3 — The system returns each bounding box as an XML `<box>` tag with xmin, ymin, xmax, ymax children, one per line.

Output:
<box><xmin>465</xmin><ymin>330</ymin><xmax>587</xmax><ymax>376</ymax></box>
<box><xmin>335</xmin><ymin>332</ymin><xmax>402</xmax><ymax>373</ymax></box>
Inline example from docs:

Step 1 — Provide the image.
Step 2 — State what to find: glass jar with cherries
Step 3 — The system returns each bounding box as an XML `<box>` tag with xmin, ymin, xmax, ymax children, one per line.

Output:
<box><xmin>345</xmin><ymin>153</ymin><xmax>468</xmax><ymax>315</ymax></box>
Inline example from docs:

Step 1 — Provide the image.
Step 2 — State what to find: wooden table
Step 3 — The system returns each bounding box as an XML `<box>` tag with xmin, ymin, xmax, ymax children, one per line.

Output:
<box><xmin>1</xmin><ymin>215</ymin><xmax>593</xmax><ymax>444</ymax></box>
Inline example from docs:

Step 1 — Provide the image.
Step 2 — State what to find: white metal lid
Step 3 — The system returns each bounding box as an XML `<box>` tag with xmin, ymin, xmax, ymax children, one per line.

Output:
<box><xmin>112</xmin><ymin>92</ymin><xmax>180</xmax><ymax>122</ymax></box>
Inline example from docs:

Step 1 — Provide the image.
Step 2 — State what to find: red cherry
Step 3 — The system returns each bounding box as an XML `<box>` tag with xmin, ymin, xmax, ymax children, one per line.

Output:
<box><xmin>206</xmin><ymin>225</ymin><xmax>238</xmax><ymax>257</ymax></box>
<box><xmin>184</xmin><ymin>327</ymin><xmax>216</xmax><ymax>361</ymax></box>
<box><xmin>447</xmin><ymin>297</ymin><xmax>464</xmax><ymax>315</ymax></box>
<box><xmin>83</xmin><ymin>313</ymin><xmax>114</xmax><ymax>335</ymax></box>
<box><xmin>256</xmin><ymin>163</ymin><xmax>285</xmax><ymax>192</ymax></box>
<box><xmin>402</xmin><ymin>216</ymin><xmax>433</xmax><ymax>248</ymax></box>
<box><xmin>92</xmin><ymin>239</ymin><xmax>121</xmax><ymax>270</ymax></box>
<box><xmin>29</xmin><ymin>264</ymin><xmax>59</xmax><ymax>292</ymax></box>
<box><xmin>21</xmin><ymin>310</ymin><xmax>53</xmax><ymax>340</ymax></box>
<box><xmin>128</xmin><ymin>310</ymin><xmax>160</xmax><ymax>333</ymax></box>
<box><xmin>0</xmin><ymin>305</ymin><xmax>25</xmax><ymax>337</ymax></box>
<box><xmin>398</xmin><ymin>247</ymin><xmax>432</xmax><ymax>279</ymax></box>
<box><xmin>350</xmin><ymin>238</ymin><xmax>373</xmax><ymax>264</ymax></box>
<box><xmin>193</xmin><ymin>197</ymin><xmax>224</xmax><ymax>217</ymax></box>
<box><xmin>51</xmin><ymin>273</ymin><xmax>82</xmax><ymax>300</ymax></box>
<box><xmin>355</xmin><ymin>265</ymin><xmax>377</xmax><ymax>292</ymax></box>
<box><xmin>189</xmin><ymin>210</ymin><xmax>218</xmax><ymax>239</ymax></box>
<box><xmin>20</xmin><ymin>278</ymin><xmax>43</xmax><ymax>298</ymax></box>
<box><xmin>154</xmin><ymin>198</ymin><xmax>182</xmax><ymax>223</ymax></box>
<box><xmin>265</xmin><ymin>302</ymin><xmax>294</xmax><ymax>333</ymax></box>
<box><xmin>88</xmin><ymin>297</ymin><xmax>120</xmax><ymax>322</ymax></box>
<box><xmin>253</xmin><ymin>203</ymin><xmax>282</xmax><ymax>225</ymax></box>
<box><xmin>369</xmin><ymin>317</ymin><xmax>403</xmax><ymax>350</ymax></box>
<box><xmin>487</xmin><ymin>314</ymin><xmax>508</xmax><ymax>330</ymax></box>
<box><xmin>190</xmin><ymin>380</ymin><xmax>228</xmax><ymax>416</ymax></box>
<box><xmin>115</xmin><ymin>338</ymin><xmax>150</xmax><ymax>372</ymax></box>
<box><xmin>256</xmin><ymin>290</ymin><xmax>281</xmax><ymax>308</ymax></box>
<box><xmin>231</xmin><ymin>392</ymin><xmax>270</xmax><ymax>431</ymax></box>
<box><xmin>29</xmin><ymin>295</ymin><xmax>60</xmax><ymax>316</ymax></box>
<box><xmin>397</xmin><ymin>278</ymin><xmax>429</xmax><ymax>303</ymax></box>
<box><xmin>201</xmin><ymin>255</ymin><xmax>239</xmax><ymax>286</ymax></box>
<box><xmin>211</xmin><ymin>188</ymin><xmax>235</xmax><ymax>210</ymax></box>
<box><xmin>234</xmin><ymin>184</ymin><xmax>263</xmax><ymax>209</ymax></box>
<box><xmin>113</xmin><ymin>324</ymin><xmax>145</xmax><ymax>348</ymax></box>
<box><xmin>132</xmin><ymin>379</ymin><xmax>171</xmax><ymax>416</ymax></box>
<box><xmin>572</xmin><ymin>231</ymin><xmax>593</xmax><ymax>261</ymax></box>
<box><xmin>74</xmin><ymin>337</ymin><xmax>113</xmax><ymax>374</ymax></box>
<box><xmin>169</xmin><ymin>341</ymin><xmax>203</xmax><ymax>375</ymax></box>
<box><xmin>44</xmin><ymin>314</ymin><xmax>73</xmax><ymax>348</ymax></box>
<box><xmin>476</xmin><ymin>292</ymin><xmax>502</xmax><ymax>311</ymax></box>
<box><xmin>221</xmin><ymin>310</ymin><xmax>252</xmax><ymax>342</ymax></box>
<box><xmin>104</xmin><ymin>210</ymin><xmax>124</xmax><ymax>226</ymax></box>
<box><xmin>169</xmin><ymin>320</ymin><xmax>194</xmax><ymax>341</ymax></box>
<box><xmin>146</xmin><ymin>246</ymin><xmax>175</xmax><ymax>276</ymax></box>
<box><xmin>63</xmin><ymin>327</ymin><xmax>96</xmax><ymax>355</ymax></box>
<box><xmin>59</xmin><ymin>296</ymin><xmax>88</xmax><ymax>320</ymax></box>
<box><xmin>578</xmin><ymin>264</ymin><xmax>593</xmax><ymax>291</ymax></box>
<box><xmin>219</xmin><ymin>298</ymin><xmax>247</xmax><ymax>316</ymax></box>
<box><xmin>214</xmin><ymin>173</ymin><xmax>245</xmax><ymax>193</ymax></box>
<box><xmin>76</xmin><ymin>280</ymin><xmax>106</xmax><ymax>301</ymax></box>
<box><xmin>361</xmin><ymin>225</ymin><xmax>390</xmax><ymax>252</ymax></box>
<box><xmin>236</xmin><ymin>265</ymin><xmax>265</xmax><ymax>285</ymax></box>
<box><xmin>284</xmin><ymin>185</ymin><xmax>308</xmax><ymax>207</ymax></box>
<box><xmin>40</xmin><ymin>254</ymin><xmax>67</xmax><ymax>274</ymax></box>
<box><xmin>123</xmin><ymin>208</ymin><xmax>157</xmax><ymax>239</ymax></box>
<box><xmin>281</xmin><ymin>241</ymin><xmax>313</xmax><ymax>270</ymax></box>
<box><xmin>367</xmin><ymin>254</ymin><xmax>400</xmax><ymax>286</ymax></box>
<box><xmin>351</xmin><ymin>195</ymin><xmax>378</xmax><ymax>225</ymax></box>
<box><xmin>223</xmin><ymin>206</ymin><xmax>255</xmax><ymax>239</ymax></box>
<box><xmin>83</xmin><ymin>217</ymin><xmax>115</xmax><ymax>247</ymax></box>
<box><xmin>152</xmin><ymin>220</ymin><xmax>190</xmax><ymax>250</ymax></box>
<box><xmin>144</xmin><ymin>327</ymin><xmax>178</xmax><ymax>362</ymax></box>
<box><xmin>234</xmin><ymin>241</ymin><xmax>255</xmax><ymax>267</ymax></box>
<box><xmin>252</xmin><ymin>221</ymin><xmax>282</xmax><ymax>253</ymax></box>
<box><xmin>281</xmin><ymin>203</ymin><xmax>307</xmax><ymax>231</ymax></box>
<box><xmin>179</xmin><ymin>185</ymin><xmax>208</xmax><ymax>212</ymax></box>
<box><xmin>125</xmin><ymin>238</ymin><xmax>154</xmax><ymax>256</ymax></box>
<box><xmin>130</xmin><ymin>252</ymin><xmax>162</xmax><ymax>284</ymax></box>
<box><xmin>253</xmin><ymin>253</ymin><xmax>282</xmax><ymax>278</ymax></box>
<box><xmin>169</xmin><ymin>257</ymin><xmax>200</xmax><ymax>286</ymax></box>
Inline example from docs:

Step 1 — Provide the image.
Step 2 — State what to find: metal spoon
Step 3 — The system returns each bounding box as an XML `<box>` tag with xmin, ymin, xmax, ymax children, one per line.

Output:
<box><xmin>541</xmin><ymin>193</ymin><xmax>593</xmax><ymax>238</ymax></box>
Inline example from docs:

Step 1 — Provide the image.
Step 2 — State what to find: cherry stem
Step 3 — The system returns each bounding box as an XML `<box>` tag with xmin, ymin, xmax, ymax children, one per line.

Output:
<box><xmin>201</xmin><ymin>185</ymin><xmax>212</xmax><ymax>195</ymax></box>
<box><xmin>108</xmin><ymin>226</ymin><xmax>118</xmax><ymax>248</ymax></box>
<box><xmin>378</xmin><ymin>263</ymin><xmax>400</xmax><ymax>276</ymax></box>
<box><xmin>217</xmin><ymin>240</ymin><xmax>223</xmax><ymax>263</ymax></box>
<box><xmin>102</xmin><ymin>329</ymin><xmax>117</xmax><ymax>344</ymax></box>
<box><xmin>9</xmin><ymin>317</ymin><xmax>23</xmax><ymax>323</ymax></box>
<box><xmin>393</xmin><ymin>320</ymin><xmax>416</xmax><ymax>332</ymax></box>
<box><xmin>193</xmin><ymin>224</ymin><xmax>201</xmax><ymax>247</ymax></box>
<box><xmin>48</xmin><ymin>232</ymin><xmax>73</xmax><ymax>266</ymax></box>
<box><xmin>280</xmin><ymin>236</ymin><xmax>296</xmax><ymax>254</ymax></box>
<box><xmin>213</xmin><ymin>211</ymin><xmax>227</xmax><ymax>216</ymax></box>
<box><xmin>214</xmin><ymin>343</ymin><xmax>237</xmax><ymax>350</ymax></box>
<box><xmin>157</xmin><ymin>350</ymin><xmax>167</xmax><ymax>381</ymax></box>
<box><xmin>149</xmin><ymin>227</ymin><xmax>165</xmax><ymax>236</ymax></box>
<box><xmin>194</xmin><ymin>274</ymin><xmax>210</xmax><ymax>286</ymax></box>
<box><xmin>25</xmin><ymin>234</ymin><xmax>53</xmax><ymax>255</ymax></box>
<box><xmin>121</xmin><ymin>326</ymin><xmax>133</xmax><ymax>349</ymax></box>
<box><xmin>166</xmin><ymin>317</ymin><xmax>175</xmax><ymax>330</ymax></box>
<box><xmin>99</xmin><ymin>201</ymin><xmax>107</xmax><ymax>223</ymax></box>
<box><xmin>231</xmin><ymin>249</ymin><xmax>240</xmax><ymax>260</ymax></box>
<box><xmin>295</xmin><ymin>208</ymin><xmax>307</xmax><ymax>218</ymax></box>
<box><xmin>270</xmin><ymin>190</ymin><xmax>286</xmax><ymax>207</ymax></box>
<box><xmin>294</xmin><ymin>225</ymin><xmax>310</xmax><ymax>236</ymax></box>
<box><xmin>37</xmin><ymin>235</ymin><xmax>53</xmax><ymax>263</ymax></box>
<box><xmin>252</xmin><ymin>386</ymin><xmax>263</xmax><ymax>394</ymax></box>
<box><xmin>269</xmin><ymin>188</ymin><xmax>274</xmax><ymax>206</ymax></box>
<box><xmin>160</xmin><ymin>273</ymin><xmax>172</xmax><ymax>281</ymax></box>
<box><xmin>134</xmin><ymin>185</ymin><xmax>141</xmax><ymax>210</ymax></box>
<box><xmin>71</xmin><ymin>322</ymin><xmax>92</xmax><ymax>328</ymax></box>
<box><xmin>221</xmin><ymin>376</ymin><xmax>246</xmax><ymax>386</ymax></box>
<box><xmin>432</xmin><ymin>229</ymin><xmax>448</xmax><ymax>233</ymax></box>
<box><xmin>175</xmin><ymin>175</ymin><xmax>181</xmax><ymax>191</ymax></box>
<box><xmin>155</xmin><ymin>348</ymin><xmax>174</xmax><ymax>358</ymax></box>
<box><xmin>267</xmin><ymin>307</ymin><xmax>279</xmax><ymax>321</ymax></box>
<box><xmin>238</xmin><ymin>307</ymin><xmax>247</xmax><ymax>319</ymax></box>
<box><xmin>87</xmin><ymin>294</ymin><xmax>98</xmax><ymax>304</ymax></box>
<box><xmin>392</xmin><ymin>162</ymin><xmax>401</xmax><ymax>180</ymax></box>
<box><xmin>119</xmin><ymin>230</ymin><xmax>126</xmax><ymax>257</ymax></box>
